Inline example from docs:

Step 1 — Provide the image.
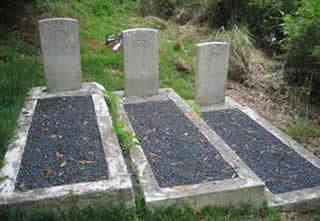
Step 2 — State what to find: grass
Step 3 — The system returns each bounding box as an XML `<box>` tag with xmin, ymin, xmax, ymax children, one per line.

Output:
<box><xmin>284</xmin><ymin>118</ymin><xmax>320</xmax><ymax>143</ymax></box>
<box><xmin>0</xmin><ymin>0</ymin><xmax>203</xmax><ymax>166</ymax></box>
<box><xmin>0</xmin><ymin>201</ymin><xmax>284</xmax><ymax>221</ymax></box>
<box><xmin>0</xmin><ymin>37</ymin><xmax>44</xmax><ymax>167</ymax></box>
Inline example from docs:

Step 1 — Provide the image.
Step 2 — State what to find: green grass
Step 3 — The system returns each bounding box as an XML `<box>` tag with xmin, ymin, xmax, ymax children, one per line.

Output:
<box><xmin>0</xmin><ymin>0</ymin><xmax>200</xmax><ymax>167</ymax></box>
<box><xmin>284</xmin><ymin>118</ymin><xmax>320</xmax><ymax>143</ymax></box>
<box><xmin>0</xmin><ymin>202</ymin><xmax>283</xmax><ymax>221</ymax></box>
<box><xmin>0</xmin><ymin>39</ymin><xmax>44</xmax><ymax>167</ymax></box>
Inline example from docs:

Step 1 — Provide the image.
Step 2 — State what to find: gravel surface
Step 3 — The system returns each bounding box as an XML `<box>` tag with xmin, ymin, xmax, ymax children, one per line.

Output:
<box><xmin>15</xmin><ymin>96</ymin><xmax>108</xmax><ymax>191</ymax></box>
<box><xmin>124</xmin><ymin>100</ymin><xmax>235</xmax><ymax>188</ymax></box>
<box><xmin>202</xmin><ymin>109</ymin><xmax>320</xmax><ymax>194</ymax></box>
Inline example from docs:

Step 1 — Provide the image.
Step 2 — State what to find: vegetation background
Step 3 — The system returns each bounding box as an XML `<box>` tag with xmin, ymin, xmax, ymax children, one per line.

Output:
<box><xmin>1</xmin><ymin>0</ymin><xmax>320</xmax><ymax>219</ymax></box>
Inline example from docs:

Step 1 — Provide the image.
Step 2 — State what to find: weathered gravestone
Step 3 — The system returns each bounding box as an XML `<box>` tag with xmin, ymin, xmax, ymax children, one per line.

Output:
<box><xmin>196</xmin><ymin>42</ymin><xmax>230</xmax><ymax>106</ymax></box>
<box><xmin>39</xmin><ymin>18</ymin><xmax>82</xmax><ymax>92</ymax></box>
<box><xmin>122</xmin><ymin>28</ymin><xmax>159</xmax><ymax>97</ymax></box>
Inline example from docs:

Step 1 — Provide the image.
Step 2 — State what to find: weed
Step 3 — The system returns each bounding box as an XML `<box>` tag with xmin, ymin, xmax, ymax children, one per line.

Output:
<box><xmin>104</xmin><ymin>92</ymin><xmax>138</xmax><ymax>153</ymax></box>
<box><xmin>186</xmin><ymin>100</ymin><xmax>201</xmax><ymax>115</ymax></box>
<box><xmin>215</xmin><ymin>25</ymin><xmax>255</xmax><ymax>82</ymax></box>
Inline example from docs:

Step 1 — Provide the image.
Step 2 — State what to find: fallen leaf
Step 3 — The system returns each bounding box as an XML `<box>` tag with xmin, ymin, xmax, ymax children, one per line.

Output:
<box><xmin>81</xmin><ymin>136</ymin><xmax>89</xmax><ymax>141</ymax></box>
<box><xmin>56</xmin><ymin>152</ymin><xmax>64</xmax><ymax>158</ymax></box>
<box><xmin>49</xmin><ymin>134</ymin><xmax>57</xmax><ymax>139</ymax></box>
<box><xmin>79</xmin><ymin>160</ymin><xmax>94</xmax><ymax>165</ymax></box>
<box><xmin>150</xmin><ymin>153</ymin><xmax>158</xmax><ymax>160</ymax></box>
<box><xmin>60</xmin><ymin>161</ymin><xmax>67</xmax><ymax>167</ymax></box>
<box><xmin>19</xmin><ymin>183</ymin><xmax>25</xmax><ymax>192</ymax></box>
<box><xmin>43</xmin><ymin>168</ymin><xmax>54</xmax><ymax>177</ymax></box>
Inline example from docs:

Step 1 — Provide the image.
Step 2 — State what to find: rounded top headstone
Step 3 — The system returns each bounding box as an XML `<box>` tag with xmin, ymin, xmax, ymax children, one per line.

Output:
<box><xmin>197</xmin><ymin>41</ymin><xmax>229</xmax><ymax>48</ymax></box>
<box><xmin>39</xmin><ymin>17</ymin><xmax>78</xmax><ymax>24</ymax></box>
<box><xmin>121</xmin><ymin>28</ymin><xmax>159</xmax><ymax>35</ymax></box>
<box><xmin>39</xmin><ymin>17</ymin><xmax>81</xmax><ymax>93</ymax></box>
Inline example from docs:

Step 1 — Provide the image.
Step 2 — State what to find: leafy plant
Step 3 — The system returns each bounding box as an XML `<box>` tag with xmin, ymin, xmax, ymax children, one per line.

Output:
<box><xmin>283</xmin><ymin>0</ymin><xmax>320</xmax><ymax>101</ymax></box>
<box><xmin>104</xmin><ymin>92</ymin><xmax>138</xmax><ymax>152</ymax></box>
<box><xmin>186</xmin><ymin>100</ymin><xmax>201</xmax><ymax>115</ymax></box>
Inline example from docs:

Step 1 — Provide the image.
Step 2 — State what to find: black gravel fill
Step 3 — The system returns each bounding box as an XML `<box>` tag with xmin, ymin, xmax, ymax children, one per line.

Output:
<box><xmin>202</xmin><ymin>109</ymin><xmax>320</xmax><ymax>194</ymax></box>
<box><xmin>15</xmin><ymin>96</ymin><xmax>108</xmax><ymax>191</ymax></box>
<box><xmin>124</xmin><ymin>100</ymin><xmax>235</xmax><ymax>188</ymax></box>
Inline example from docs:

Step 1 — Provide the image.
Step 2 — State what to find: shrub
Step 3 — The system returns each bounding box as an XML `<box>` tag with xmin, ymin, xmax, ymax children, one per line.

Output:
<box><xmin>283</xmin><ymin>0</ymin><xmax>320</xmax><ymax>101</ymax></box>
<box><xmin>215</xmin><ymin>25</ymin><xmax>255</xmax><ymax>82</ymax></box>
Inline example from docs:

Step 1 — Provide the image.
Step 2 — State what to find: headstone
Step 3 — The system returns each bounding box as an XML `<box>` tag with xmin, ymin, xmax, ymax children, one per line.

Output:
<box><xmin>39</xmin><ymin>18</ymin><xmax>82</xmax><ymax>93</ymax></box>
<box><xmin>122</xmin><ymin>28</ymin><xmax>159</xmax><ymax>97</ymax></box>
<box><xmin>196</xmin><ymin>42</ymin><xmax>230</xmax><ymax>106</ymax></box>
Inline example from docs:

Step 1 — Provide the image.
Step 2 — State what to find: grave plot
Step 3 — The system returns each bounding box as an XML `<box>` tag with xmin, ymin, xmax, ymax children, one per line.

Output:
<box><xmin>200</xmin><ymin>97</ymin><xmax>320</xmax><ymax>211</ymax></box>
<box><xmin>115</xmin><ymin>88</ymin><xmax>264</xmax><ymax>209</ymax></box>
<box><xmin>0</xmin><ymin>83</ymin><xmax>134</xmax><ymax>209</ymax></box>
<box><xmin>116</xmin><ymin>28</ymin><xmax>263</xmax><ymax>209</ymax></box>
<box><xmin>194</xmin><ymin>40</ymin><xmax>320</xmax><ymax>210</ymax></box>
<box><xmin>15</xmin><ymin>96</ymin><xmax>108</xmax><ymax>190</ymax></box>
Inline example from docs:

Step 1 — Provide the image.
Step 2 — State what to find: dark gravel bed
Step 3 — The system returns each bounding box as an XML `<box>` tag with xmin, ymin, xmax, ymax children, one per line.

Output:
<box><xmin>15</xmin><ymin>96</ymin><xmax>108</xmax><ymax>191</ymax></box>
<box><xmin>124</xmin><ymin>100</ymin><xmax>235</xmax><ymax>188</ymax></box>
<box><xmin>202</xmin><ymin>109</ymin><xmax>320</xmax><ymax>194</ymax></box>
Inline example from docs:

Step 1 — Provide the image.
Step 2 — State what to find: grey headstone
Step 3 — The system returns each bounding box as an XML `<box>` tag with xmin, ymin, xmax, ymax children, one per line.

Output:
<box><xmin>122</xmin><ymin>28</ymin><xmax>159</xmax><ymax>97</ymax></box>
<box><xmin>196</xmin><ymin>42</ymin><xmax>230</xmax><ymax>106</ymax></box>
<box><xmin>39</xmin><ymin>18</ymin><xmax>82</xmax><ymax>93</ymax></box>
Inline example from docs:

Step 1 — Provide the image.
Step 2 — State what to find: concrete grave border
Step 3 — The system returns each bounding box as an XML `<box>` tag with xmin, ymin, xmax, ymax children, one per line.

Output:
<box><xmin>114</xmin><ymin>88</ymin><xmax>265</xmax><ymax>210</ymax></box>
<box><xmin>0</xmin><ymin>82</ymin><xmax>134</xmax><ymax>209</ymax></box>
<box><xmin>200</xmin><ymin>96</ymin><xmax>320</xmax><ymax>211</ymax></box>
